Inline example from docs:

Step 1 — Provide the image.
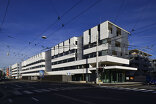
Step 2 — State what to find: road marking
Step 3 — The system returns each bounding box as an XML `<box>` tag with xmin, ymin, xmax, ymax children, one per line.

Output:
<box><xmin>116</xmin><ymin>87</ymin><xmax>125</xmax><ymax>90</ymax></box>
<box><xmin>32</xmin><ymin>97</ymin><xmax>39</xmax><ymax>102</ymax></box>
<box><xmin>8</xmin><ymin>98</ymin><xmax>13</xmax><ymax>103</ymax></box>
<box><xmin>55</xmin><ymin>93</ymin><xmax>95</xmax><ymax>104</ymax></box>
<box><xmin>130</xmin><ymin>88</ymin><xmax>139</xmax><ymax>91</ymax></box>
<box><xmin>147</xmin><ymin>90</ymin><xmax>154</xmax><ymax>92</ymax></box>
<box><xmin>123</xmin><ymin>88</ymin><xmax>131</xmax><ymax>90</ymax></box>
<box><xmin>138</xmin><ymin>89</ymin><xmax>146</xmax><ymax>91</ymax></box>
<box><xmin>27</xmin><ymin>87</ymin><xmax>35</xmax><ymax>89</ymax></box>
<box><xmin>15</xmin><ymin>85</ymin><xmax>22</xmax><ymax>87</ymax></box>
<box><xmin>40</xmin><ymin>89</ymin><xmax>50</xmax><ymax>92</ymax></box>
<box><xmin>100</xmin><ymin>86</ymin><xmax>108</xmax><ymax>88</ymax></box>
<box><xmin>141</xmin><ymin>90</ymin><xmax>154</xmax><ymax>92</ymax></box>
<box><xmin>101</xmin><ymin>86</ymin><xmax>156</xmax><ymax>93</ymax></box>
<box><xmin>13</xmin><ymin>90</ymin><xmax>22</xmax><ymax>95</ymax></box>
<box><xmin>63</xmin><ymin>87</ymin><xmax>73</xmax><ymax>90</ymax></box>
<box><xmin>33</xmin><ymin>90</ymin><xmax>43</xmax><ymax>93</ymax></box>
<box><xmin>141</xmin><ymin>90</ymin><xmax>150</xmax><ymax>92</ymax></box>
<box><xmin>23</xmin><ymin>90</ymin><xmax>33</xmax><ymax>94</ymax></box>
<box><xmin>48</xmin><ymin>88</ymin><xmax>58</xmax><ymax>91</ymax></box>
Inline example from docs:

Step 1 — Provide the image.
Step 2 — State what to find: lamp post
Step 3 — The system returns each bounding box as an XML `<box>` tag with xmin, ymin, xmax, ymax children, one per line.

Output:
<box><xmin>96</xmin><ymin>29</ymin><xmax>99</xmax><ymax>84</ymax></box>
<box><xmin>86</xmin><ymin>57</ymin><xmax>89</xmax><ymax>83</ymax></box>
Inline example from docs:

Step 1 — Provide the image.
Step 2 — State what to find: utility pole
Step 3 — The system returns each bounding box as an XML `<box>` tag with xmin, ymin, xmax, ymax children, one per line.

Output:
<box><xmin>86</xmin><ymin>58</ymin><xmax>88</xmax><ymax>83</ymax></box>
<box><xmin>96</xmin><ymin>28</ymin><xmax>99</xmax><ymax>84</ymax></box>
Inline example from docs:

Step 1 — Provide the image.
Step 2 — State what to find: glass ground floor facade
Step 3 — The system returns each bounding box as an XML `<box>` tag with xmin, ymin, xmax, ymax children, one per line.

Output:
<box><xmin>99</xmin><ymin>69</ymin><xmax>126</xmax><ymax>83</ymax></box>
<box><xmin>72</xmin><ymin>69</ymin><xmax>126</xmax><ymax>83</ymax></box>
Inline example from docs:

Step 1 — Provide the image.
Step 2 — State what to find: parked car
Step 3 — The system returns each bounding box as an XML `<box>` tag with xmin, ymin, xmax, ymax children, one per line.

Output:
<box><xmin>149</xmin><ymin>79</ymin><xmax>156</xmax><ymax>85</ymax></box>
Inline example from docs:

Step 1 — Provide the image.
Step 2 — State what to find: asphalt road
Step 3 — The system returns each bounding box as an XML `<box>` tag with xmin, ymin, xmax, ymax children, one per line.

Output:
<box><xmin>0</xmin><ymin>80</ymin><xmax>156</xmax><ymax>104</ymax></box>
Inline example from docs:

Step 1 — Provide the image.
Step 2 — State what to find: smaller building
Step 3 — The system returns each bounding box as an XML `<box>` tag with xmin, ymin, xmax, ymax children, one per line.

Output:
<box><xmin>152</xmin><ymin>59</ymin><xmax>156</xmax><ymax>72</ymax></box>
<box><xmin>21</xmin><ymin>51</ymin><xmax>51</xmax><ymax>80</ymax></box>
<box><xmin>150</xmin><ymin>59</ymin><xmax>156</xmax><ymax>79</ymax></box>
<box><xmin>129</xmin><ymin>49</ymin><xmax>152</xmax><ymax>81</ymax></box>
<box><xmin>0</xmin><ymin>69</ymin><xmax>5</xmax><ymax>80</ymax></box>
<box><xmin>11</xmin><ymin>63</ymin><xmax>21</xmax><ymax>79</ymax></box>
<box><xmin>6</xmin><ymin>68</ymin><xmax>10</xmax><ymax>78</ymax></box>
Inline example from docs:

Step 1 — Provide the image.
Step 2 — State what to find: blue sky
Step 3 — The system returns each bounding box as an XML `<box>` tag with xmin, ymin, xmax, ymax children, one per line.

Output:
<box><xmin>0</xmin><ymin>0</ymin><xmax>156</xmax><ymax>67</ymax></box>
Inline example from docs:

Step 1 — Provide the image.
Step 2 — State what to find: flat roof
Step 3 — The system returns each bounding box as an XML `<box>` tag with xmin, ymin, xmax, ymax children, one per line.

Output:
<box><xmin>89</xmin><ymin>66</ymin><xmax>137</xmax><ymax>71</ymax></box>
<box><xmin>129</xmin><ymin>49</ymin><xmax>152</xmax><ymax>56</ymax></box>
<box><xmin>104</xmin><ymin>66</ymin><xmax>137</xmax><ymax>70</ymax></box>
<box><xmin>107</xmin><ymin>21</ymin><xmax>130</xmax><ymax>34</ymax></box>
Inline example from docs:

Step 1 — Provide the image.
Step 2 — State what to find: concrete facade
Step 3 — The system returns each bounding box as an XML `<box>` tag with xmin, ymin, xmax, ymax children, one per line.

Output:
<box><xmin>11</xmin><ymin>63</ymin><xmax>21</xmax><ymax>79</ymax></box>
<box><xmin>47</xmin><ymin>21</ymin><xmax>137</xmax><ymax>82</ymax></box>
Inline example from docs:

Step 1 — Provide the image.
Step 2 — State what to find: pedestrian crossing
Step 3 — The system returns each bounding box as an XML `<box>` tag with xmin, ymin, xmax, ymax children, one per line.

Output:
<box><xmin>101</xmin><ymin>86</ymin><xmax>156</xmax><ymax>94</ymax></box>
<box><xmin>23</xmin><ymin>90</ymin><xmax>33</xmax><ymax>94</ymax></box>
<box><xmin>11</xmin><ymin>86</ymin><xmax>92</xmax><ymax>96</ymax></box>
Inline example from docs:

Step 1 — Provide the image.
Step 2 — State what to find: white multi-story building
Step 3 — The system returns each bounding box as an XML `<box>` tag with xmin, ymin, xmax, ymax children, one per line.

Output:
<box><xmin>11</xmin><ymin>63</ymin><xmax>21</xmax><ymax>79</ymax></box>
<box><xmin>10</xmin><ymin>20</ymin><xmax>137</xmax><ymax>83</ymax></box>
<box><xmin>47</xmin><ymin>21</ymin><xmax>137</xmax><ymax>83</ymax></box>
<box><xmin>20</xmin><ymin>51</ymin><xmax>51</xmax><ymax>80</ymax></box>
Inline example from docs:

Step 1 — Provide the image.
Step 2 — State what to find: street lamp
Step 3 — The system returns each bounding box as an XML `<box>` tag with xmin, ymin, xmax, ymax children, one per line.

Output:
<box><xmin>42</xmin><ymin>36</ymin><xmax>47</xmax><ymax>39</ymax></box>
<box><xmin>96</xmin><ymin>29</ymin><xmax>99</xmax><ymax>84</ymax></box>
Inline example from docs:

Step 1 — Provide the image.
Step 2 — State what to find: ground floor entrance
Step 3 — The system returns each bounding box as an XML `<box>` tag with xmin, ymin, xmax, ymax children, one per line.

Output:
<box><xmin>99</xmin><ymin>69</ymin><xmax>126</xmax><ymax>83</ymax></box>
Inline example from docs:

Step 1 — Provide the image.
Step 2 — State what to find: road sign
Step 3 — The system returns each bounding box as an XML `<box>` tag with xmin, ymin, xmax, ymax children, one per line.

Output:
<box><xmin>67</xmin><ymin>72</ymin><xmax>71</xmax><ymax>75</ymax></box>
<box><xmin>39</xmin><ymin>70</ymin><xmax>44</xmax><ymax>78</ymax></box>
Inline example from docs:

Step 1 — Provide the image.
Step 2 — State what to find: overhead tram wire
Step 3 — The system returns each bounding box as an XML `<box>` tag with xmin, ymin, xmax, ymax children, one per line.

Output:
<box><xmin>17</xmin><ymin>0</ymin><xmax>83</xmax><ymax>53</ymax></box>
<box><xmin>39</xmin><ymin>0</ymin><xmax>101</xmax><ymax>44</ymax></box>
<box><xmin>0</xmin><ymin>0</ymin><xmax>10</xmax><ymax>30</ymax></box>
<box><xmin>51</xmin><ymin>0</ymin><xmax>60</xmax><ymax>17</ymax></box>
<box><xmin>23</xmin><ymin>0</ymin><xmax>82</xmax><ymax>47</ymax></box>
<box><xmin>28</xmin><ymin>0</ymin><xmax>147</xmax><ymax>59</ymax></box>
<box><xmin>114</xmin><ymin>0</ymin><xmax>126</xmax><ymax>23</ymax></box>
<box><xmin>14</xmin><ymin>0</ymin><xmax>83</xmax><ymax>62</ymax></box>
<box><xmin>130</xmin><ymin>0</ymin><xmax>151</xmax><ymax>33</ymax></box>
<box><xmin>28</xmin><ymin>0</ymin><xmax>102</xmax><ymax>55</ymax></box>
<box><xmin>0</xmin><ymin>34</ymin><xmax>30</xmax><ymax>58</ymax></box>
<box><xmin>16</xmin><ymin>0</ymin><xmax>153</xmax><ymax>63</ymax></box>
<box><xmin>131</xmin><ymin>25</ymin><xmax>156</xmax><ymax>35</ymax></box>
<box><xmin>133</xmin><ymin>22</ymin><xmax>156</xmax><ymax>32</ymax></box>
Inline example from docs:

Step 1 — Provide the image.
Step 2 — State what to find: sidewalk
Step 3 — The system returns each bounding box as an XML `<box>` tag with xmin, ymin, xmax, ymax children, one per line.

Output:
<box><xmin>100</xmin><ymin>82</ymin><xmax>143</xmax><ymax>86</ymax></box>
<box><xmin>122</xmin><ymin>85</ymin><xmax>156</xmax><ymax>90</ymax></box>
<box><xmin>99</xmin><ymin>82</ymin><xmax>156</xmax><ymax>91</ymax></box>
